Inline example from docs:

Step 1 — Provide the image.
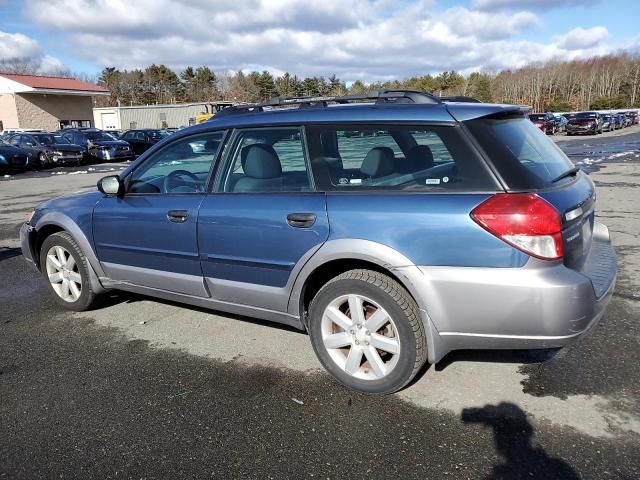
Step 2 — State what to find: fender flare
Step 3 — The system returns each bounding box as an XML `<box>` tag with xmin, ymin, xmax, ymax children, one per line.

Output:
<box><xmin>287</xmin><ymin>239</ymin><xmax>446</xmax><ymax>364</ymax></box>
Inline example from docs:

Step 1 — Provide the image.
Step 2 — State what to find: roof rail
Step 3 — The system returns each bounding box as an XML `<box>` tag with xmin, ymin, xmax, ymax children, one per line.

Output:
<box><xmin>214</xmin><ymin>89</ymin><xmax>441</xmax><ymax>118</ymax></box>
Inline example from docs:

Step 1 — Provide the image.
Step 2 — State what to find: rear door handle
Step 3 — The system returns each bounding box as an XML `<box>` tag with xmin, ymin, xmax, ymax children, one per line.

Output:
<box><xmin>287</xmin><ymin>213</ymin><xmax>316</xmax><ymax>228</ymax></box>
<box><xmin>167</xmin><ymin>209</ymin><xmax>189</xmax><ymax>223</ymax></box>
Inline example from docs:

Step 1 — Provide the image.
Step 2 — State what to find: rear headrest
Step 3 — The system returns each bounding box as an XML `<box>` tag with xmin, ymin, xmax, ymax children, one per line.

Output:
<box><xmin>243</xmin><ymin>144</ymin><xmax>282</xmax><ymax>179</ymax></box>
<box><xmin>401</xmin><ymin>145</ymin><xmax>434</xmax><ymax>173</ymax></box>
<box><xmin>360</xmin><ymin>146</ymin><xmax>395</xmax><ymax>178</ymax></box>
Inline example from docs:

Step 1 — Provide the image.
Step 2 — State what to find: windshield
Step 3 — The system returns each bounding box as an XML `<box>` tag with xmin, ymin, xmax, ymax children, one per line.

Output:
<box><xmin>576</xmin><ymin>112</ymin><xmax>597</xmax><ymax>119</ymax></box>
<box><xmin>465</xmin><ymin>113</ymin><xmax>574</xmax><ymax>189</ymax></box>
<box><xmin>54</xmin><ymin>135</ymin><xmax>71</xmax><ymax>144</ymax></box>
<box><xmin>148</xmin><ymin>130</ymin><xmax>171</xmax><ymax>140</ymax></box>
<box><xmin>32</xmin><ymin>134</ymin><xmax>57</xmax><ymax>145</ymax></box>
<box><xmin>529</xmin><ymin>114</ymin><xmax>545</xmax><ymax>121</ymax></box>
<box><xmin>86</xmin><ymin>131</ymin><xmax>116</xmax><ymax>141</ymax></box>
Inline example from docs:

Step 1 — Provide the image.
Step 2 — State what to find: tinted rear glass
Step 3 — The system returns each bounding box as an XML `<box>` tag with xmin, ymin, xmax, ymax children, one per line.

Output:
<box><xmin>306</xmin><ymin>124</ymin><xmax>497</xmax><ymax>192</ymax></box>
<box><xmin>465</xmin><ymin>113</ymin><xmax>574</xmax><ymax>189</ymax></box>
<box><xmin>529</xmin><ymin>114</ymin><xmax>545</xmax><ymax>121</ymax></box>
<box><xmin>576</xmin><ymin>112</ymin><xmax>597</xmax><ymax>119</ymax></box>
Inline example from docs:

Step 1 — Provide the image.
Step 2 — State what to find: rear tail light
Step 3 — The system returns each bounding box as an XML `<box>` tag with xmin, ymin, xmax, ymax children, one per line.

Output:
<box><xmin>471</xmin><ymin>193</ymin><xmax>563</xmax><ymax>260</ymax></box>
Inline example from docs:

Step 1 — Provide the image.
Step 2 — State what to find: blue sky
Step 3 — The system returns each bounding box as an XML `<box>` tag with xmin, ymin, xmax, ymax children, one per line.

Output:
<box><xmin>0</xmin><ymin>0</ymin><xmax>639</xmax><ymax>80</ymax></box>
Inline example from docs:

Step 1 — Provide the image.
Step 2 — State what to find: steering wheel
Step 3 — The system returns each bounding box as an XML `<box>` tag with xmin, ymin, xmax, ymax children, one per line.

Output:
<box><xmin>163</xmin><ymin>169</ymin><xmax>203</xmax><ymax>193</ymax></box>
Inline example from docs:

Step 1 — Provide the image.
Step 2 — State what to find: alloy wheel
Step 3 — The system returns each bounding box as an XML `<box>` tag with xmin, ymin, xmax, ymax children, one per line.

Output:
<box><xmin>321</xmin><ymin>294</ymin><xmax>400</xmax><ymax>380</ymax></box>
<box><xmin>45</xmin><ymin>245</ymin><xmax>82</xmax><ymax>302</ymax></box>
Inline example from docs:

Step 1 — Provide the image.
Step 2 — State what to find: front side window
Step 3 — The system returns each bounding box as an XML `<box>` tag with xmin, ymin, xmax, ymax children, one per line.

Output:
<box><xmin>220</xmin><ymin>127</ymin><xmax>311</xmax><ymax>193</ymax></box>
<box><xmin>306</xmin><ymin>124</ymin><xmax>496</xmax><ymax>191</ymax></box>
<box><xmin>127</xmin><ymin>131</ymin><xmax>225</xmax><ymax>194</ymax></box>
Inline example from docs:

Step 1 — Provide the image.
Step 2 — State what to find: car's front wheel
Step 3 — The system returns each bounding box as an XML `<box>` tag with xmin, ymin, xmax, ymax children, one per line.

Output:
<box><xmin>40</xmin><ymin>232</ymin><xmax>99</xmax><ymax>311</ymax></box>
<box><xmin>308</xmin><ymin>269</ymin><xmax>427</xmax><ymax>394</ymax></box>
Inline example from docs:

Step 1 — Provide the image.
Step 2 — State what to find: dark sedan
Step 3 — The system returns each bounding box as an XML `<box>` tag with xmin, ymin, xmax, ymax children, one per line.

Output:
<box><xmin>566</xmin><ymin>112</ymin><xmax>602</xmax><ymax>135</ymax></box>
<box><xmin>120</xmin><ymin>129</ymin><xmax>171</xmax><ymax>156</ymax></box>
<box><xmin>8</xmin><ymin>133</ymin><xmax>84</xmax><ymax>167</ymax></box>
<box><xmin>59</xmin><ymin>129</ymin><xmax>134</xmax><ymax>163</ymax></box>
<box><xmin>528</xmin><ymin>112</ymin><xmax>557</xmax><ymax>134</ymax></box>
<box><xmin>0</xmin><ymin>141</ymin><xmax>31</xmax><ymax>173</ymax></box>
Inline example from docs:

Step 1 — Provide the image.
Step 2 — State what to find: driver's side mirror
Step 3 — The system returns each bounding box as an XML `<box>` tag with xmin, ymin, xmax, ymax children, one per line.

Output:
<box><xmin>97</xmin><ymin>175</ymin><xmax>124</xmax><ymax>196</ymax></box>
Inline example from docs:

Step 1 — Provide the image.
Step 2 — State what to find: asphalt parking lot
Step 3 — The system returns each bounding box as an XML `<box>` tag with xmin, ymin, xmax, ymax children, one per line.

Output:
<box><xmin>1</xmin><ymin>129</ymin><xmax>639</xmax><ymax>479</ymax></box>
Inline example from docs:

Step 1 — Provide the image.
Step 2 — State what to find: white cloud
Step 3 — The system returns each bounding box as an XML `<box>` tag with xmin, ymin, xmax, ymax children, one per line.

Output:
<box><xmin>0</xmin><ymin>31</ymin><xmax>41</xmax><ymax>61</ymax></box>
<box><xmin>472</xmin><ymin>0</ymin><xmax>600</xmax><ymax>11</ymax></box>
<box><xmin>17</xmin><ymin>0</ymin><xmax>629</xmax><ymax>81</ymax></box>
<box><xmin>555</xmin><ymin>26</ymin><xmax>608</xmax><ymax>50</ymax></box>
<box><xmin>37</xmin><ymin>55</ymin><xmax>66</xmax><ymax>74</ymax></box>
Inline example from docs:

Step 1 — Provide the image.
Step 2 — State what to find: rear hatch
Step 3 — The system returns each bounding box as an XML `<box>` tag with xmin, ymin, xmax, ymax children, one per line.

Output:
<box><xmin>463</xmin><ymin>111</ymin><xmax>597</xmax><ymax>270</ymax></box>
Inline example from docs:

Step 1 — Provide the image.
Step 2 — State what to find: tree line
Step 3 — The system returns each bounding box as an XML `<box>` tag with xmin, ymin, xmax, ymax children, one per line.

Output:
<box><xmin>3</xmin><ymin>52</ymin><xmax>640</xmax><ymax>112</ymax></box>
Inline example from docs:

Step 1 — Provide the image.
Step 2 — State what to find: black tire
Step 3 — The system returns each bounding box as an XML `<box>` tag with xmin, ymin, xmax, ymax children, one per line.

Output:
<box><xmin>38</xmin><ymin>152</ymin><xmax>48</xmax><ymax>169</ymax></box>
<box><xmin>308</xmin><ymin>269</ymin><xmax>428</xmax><ymax>394</ymax></box>
<box><xmin>39</xmin><ymin>231</ymin><xmax>99</xmax><ymax>311</ymax></box>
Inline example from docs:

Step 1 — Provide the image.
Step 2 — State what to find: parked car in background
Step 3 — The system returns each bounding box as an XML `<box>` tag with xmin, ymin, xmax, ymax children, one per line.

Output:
<box><xmin>554</xmin><ymin>115</ymin><xmax>568</xmax><ymax>133</ymax></box>
<box><xmin>20</xmin><ymin>90</ymin><xmax>617</xmax><ymax>394</ymax></box>
<box><xmin>60</xmin><ymin>128</ymin><xmax>134</xmax><ymax>163</ymax></box>
<box><xmin>0</xmin><ymin>141</ymin><xmax>30</xmax><ymax>173</ymax></box>
<box><xmin>566</xmin><ymin>111</ymin><xmax>602</xmax><ymax>135</ymax></box>
<box><xmin>528</xmin><ymin>112</ymin><xmax>557</xmax><ymax>134</ymax></box>
<box><xmin>612</xmin><ymin>113</ymin><xmax>625</xmax><ymax>130</ymax></box>
<box><xmin>600</xmin><ymin>114</ymin><xmax>615</xmax><ymax>132</ymax></box>
<box><xmin>120</xmin><ymin>129</ymin><xmax>171</xmax><ymax>156</ymax></box>
<box><xmin>627</xmin><ymin>111</ymin><xmax>639</xmax><ymax>125</ymax></box>
<box><xmin>1</xmin><ymin>128</ymin><xmax>44</xmax><ymax>142</ymax></box>
<box><xmin>8</xmin><ymin>132</ymin><xmax>84</xmax><ymax>167</ymax></box>
<box><xmin>621</xmin><ymin>111</ymin><xmax>633</xmax><ymax>127</ymax></box>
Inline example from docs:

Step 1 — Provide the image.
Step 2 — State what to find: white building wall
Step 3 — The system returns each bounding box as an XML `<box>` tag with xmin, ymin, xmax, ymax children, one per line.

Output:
<box><xmin>94</xmin><ymin>103</ymin><xmax>211</xmax><ymax>130</ymax></box>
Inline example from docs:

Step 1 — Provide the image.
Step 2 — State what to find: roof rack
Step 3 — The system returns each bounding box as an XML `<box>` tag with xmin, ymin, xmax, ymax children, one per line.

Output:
<box><xmin>214</xmin><ymin>89</ymin><xmax>441</xmax><ymax>118</ymax></box>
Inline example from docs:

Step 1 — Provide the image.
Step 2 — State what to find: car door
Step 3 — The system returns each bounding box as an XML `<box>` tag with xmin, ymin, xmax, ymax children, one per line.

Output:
<box><xmin>92</xmin><ymin>130</ymin><xmax>226</xmax><ymax>296</ymax></box>
<box><xmin>197</xmin><ymin>126</ymin><xmax>329</xmax><ymax>312</ymax></box>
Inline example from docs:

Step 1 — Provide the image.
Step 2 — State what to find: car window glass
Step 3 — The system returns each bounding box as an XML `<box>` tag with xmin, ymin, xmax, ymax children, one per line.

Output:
<box><xmin>135</xmin><ymin>131</ymin><xmax>147</xmax><ymax>140</ymax></box>
<box><xmin>221</xmin><ymin>127</ymin><xmax>311</xmax><ymax>193</ymax></box>
<box><xmin>123</xmin><ymin>131</ymin><xmax>135</xmax><ymax>140</ymax></box>
<box><xmin>307</xmin><ymin>125</ymin><xmax>494</xmax><ymax>191</ymax></box>
<box><xmin>10</xmin><ymin>136</ymin><xmax>22</xmax><ymax>146</ymax></box>
<box><xmin>127</xmin><ymin>131</ymin><xmax>225</xmax><ymax>194</ymax></box>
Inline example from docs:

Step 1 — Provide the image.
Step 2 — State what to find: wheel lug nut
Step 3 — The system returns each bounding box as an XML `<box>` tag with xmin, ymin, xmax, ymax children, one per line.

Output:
<box><xmin>365</xmin><ymin>330</ymin><xmax>370</xmax><ymax>336</ymax></box>
<box><xmin>357</xmin><ymin>324</ymin><xmax>362</xmax><ymax>329</ymax></box>
<box><xmin>365</xmin><ymin>341</ymin><xmax>369</xmax><ymax>346</ymax></box>
<box><xmin>355</xmin><ymin>340</ymin><xmax>360</xmax><ymax>345</ymax></box>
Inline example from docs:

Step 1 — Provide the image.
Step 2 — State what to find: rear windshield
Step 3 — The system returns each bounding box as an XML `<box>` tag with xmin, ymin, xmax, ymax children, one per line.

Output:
<box><xmin>465</xmin><ymin>113</ymin><xmax>574</xmax><ymax>189</ymax></box>
<box><xmin>86</xmin><ymin>131</ymin><xmax>116</xmax><ymax>141</ymax></box>
<box><xmin>528</xmin><ymin>114</ymin><xmax>545</xmax><ymax>121</ymax></box>
<box><xmin>576</xmin><ymin>112</ymin><xmax>597</xmax><ymax>119</ymax></box>
<box><xmin>305</xmin><ymin>124</ymin><xmax>497</xmax><ymax>192</ymax></box>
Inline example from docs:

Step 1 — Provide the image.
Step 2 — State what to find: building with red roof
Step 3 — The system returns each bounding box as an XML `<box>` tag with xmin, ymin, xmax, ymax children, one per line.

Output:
<box><xmin>0</xmin><ymin>73</ymin><xmax>109</xmax><ymax>132</ymax></box>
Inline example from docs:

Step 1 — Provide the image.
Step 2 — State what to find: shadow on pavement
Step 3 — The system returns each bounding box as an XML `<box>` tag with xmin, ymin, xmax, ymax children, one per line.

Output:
<box><xmin>462</xmin><ymin>402</ymin><xmax>580</xmax><ymax>480</ymax></box>
<box><xmin>0</xmin><ymin>247</ymin><xmax>22</xmax><ymax>262</ymax></box>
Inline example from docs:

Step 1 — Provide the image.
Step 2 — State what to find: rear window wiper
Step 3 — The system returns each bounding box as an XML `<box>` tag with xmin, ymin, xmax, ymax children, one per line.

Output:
<box><xmin>552</xmin><ymin>166</ymin><xmax>580</xmax><ymax>183</ymax></box>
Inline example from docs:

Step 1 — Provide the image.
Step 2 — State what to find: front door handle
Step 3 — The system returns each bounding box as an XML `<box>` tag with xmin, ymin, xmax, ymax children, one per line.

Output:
<box><xmin>167</xmin><ymin>209</ymin><xmax>189</xmax><ymax>223</ymax></box>
<box><xmin>287</xmin><ymin>213</ymin><xmax>316</xmax><ymax>228</ymax></box>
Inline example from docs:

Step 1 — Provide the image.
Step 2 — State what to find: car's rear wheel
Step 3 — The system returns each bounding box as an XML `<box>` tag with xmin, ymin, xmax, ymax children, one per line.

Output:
<box><xmin>308</xmin><ymin>269</ymin><xmax>427</xmax><ymax>394</ymax></box>
<box><xmin>40</xmin><ymin>232</ymin><xmax>99</xmax><ymax>311</ymax></box>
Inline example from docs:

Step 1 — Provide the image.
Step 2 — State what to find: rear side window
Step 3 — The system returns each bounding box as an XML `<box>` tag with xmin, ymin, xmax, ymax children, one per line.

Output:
<box><xmin>306</xmin><ymin>124</ymin><xmax>496</xmax><ymax>192</ymax></box>
<box><xmin>465</xmin><ymin>113</ymin><xmax>574</xmax><ymax>189</ymax></box>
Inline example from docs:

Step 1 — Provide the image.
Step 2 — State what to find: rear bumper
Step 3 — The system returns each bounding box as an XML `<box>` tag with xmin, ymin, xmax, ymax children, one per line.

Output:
<box><xmin>412</xmin><ymin>222</ymin><xmax>616</xmax><ymax>361</ymax></box>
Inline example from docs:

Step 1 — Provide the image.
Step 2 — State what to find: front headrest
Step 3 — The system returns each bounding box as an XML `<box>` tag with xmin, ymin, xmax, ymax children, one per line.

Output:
<box><xmin>360</xmin><ymin>146</ymin><xmax>395</xmax><ymax>178</ymax></box>
<box><xmin>204</xmin><ymin>139</ymin><xmax>220</xmax><ymax>152</ymax></box>
<box><xmin>401</xmin><ymin>144</ymin><xmax>434</xmax><ymax>173</ymax></box>
<box><xmin>243</xmin><ymin>144</ymin><xmax>282</xmax><ymax>179</ymax></box>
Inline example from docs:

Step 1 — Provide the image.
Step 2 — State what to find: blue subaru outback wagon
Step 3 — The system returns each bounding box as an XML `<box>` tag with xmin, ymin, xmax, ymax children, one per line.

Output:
<box><xmin>21</xmin><ymin>90</ymin><xmax>616</xmax><ymax>394</ymax></box>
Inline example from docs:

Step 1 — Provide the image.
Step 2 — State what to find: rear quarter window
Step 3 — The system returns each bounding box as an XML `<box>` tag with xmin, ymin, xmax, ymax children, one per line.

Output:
<box><xmin>306</xmin><ymin>124</ymin><xmax>497</xmax><ymax>192</ymax></box>
<box><xmin>465</xmin><ymin>113</ymin><xmax>574</xmax><ymax>190</ymax></box>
